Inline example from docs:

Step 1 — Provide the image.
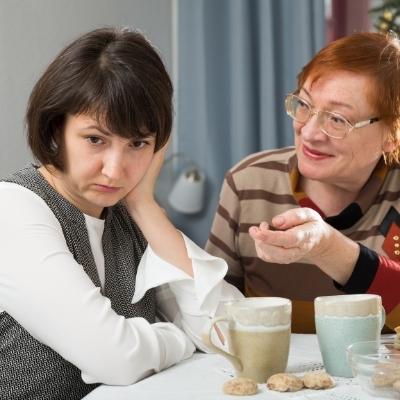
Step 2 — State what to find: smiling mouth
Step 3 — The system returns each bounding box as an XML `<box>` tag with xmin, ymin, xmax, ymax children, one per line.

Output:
<box><xmin>302</xmin><ymin>144</ymin><xmax>333</xmax><ymax>159</ymax></box>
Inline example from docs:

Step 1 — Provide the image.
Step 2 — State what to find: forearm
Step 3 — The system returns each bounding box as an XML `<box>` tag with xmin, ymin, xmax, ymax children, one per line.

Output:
<box><xmin>127</xmin><ymin>201</ymin><xmax>193</xmax><ymax>277</ymax></box>
<box><xmin>336</xmin><ymin>247</ymin><xmax>400</xmax><ymax>315</ymax></box>
<box><xmin>150</xmin><ymin>236</ymin><xmax>243</xmax><ymax>352</ymax></box>
<box><xmin>2</xmin><ymin>232</ymin><xmax>192</xmax><ymax>385</ymax></box>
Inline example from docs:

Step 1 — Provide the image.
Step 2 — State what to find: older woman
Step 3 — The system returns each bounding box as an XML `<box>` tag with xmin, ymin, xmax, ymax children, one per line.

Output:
<box><xmin>206</xmin><ymin>32</ymin><xmax>400</xmax><ymax>333</ymax></box>
<box><xmin>0</xmin><ymin>28</ymin><xmax>241</xmax><ymax>400</ymax></box>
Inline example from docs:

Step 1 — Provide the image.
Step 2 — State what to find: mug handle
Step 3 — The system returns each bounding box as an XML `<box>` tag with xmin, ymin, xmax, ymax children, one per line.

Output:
<box><xmin>204</xmin><ymin>316</ymin><xmax>243</xmax><ymax>372</ymax></box>
<box><xmin>380</xmin><ymin>305</ymin><xmax>386</xmax><ymax>330</ymax></box>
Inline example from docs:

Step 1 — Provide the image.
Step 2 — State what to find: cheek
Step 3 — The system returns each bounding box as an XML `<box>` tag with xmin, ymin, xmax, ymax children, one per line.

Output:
<box><xmin>293</xmin><ymin>122</ymin><xmax>303</xmax><ymax>145</ymax></box>
<box><xmin>63</xmin><ymin>143</ymin><xmax>97</xmax><ymax>175</ymax></box>
<box><xmin>74</xmin><ymin>157</ymin><xmax>101</xmax><ymax>177</ymax></box>
<box><xmin>140</xmin><ymin>153</ymin><xmax>154</xmax><ymax>174</ymax></box>
<box><xmin>344</xmin><ymin>135</ymin><xmax>382</xmax><ymax>168</ymax></box>
<box><xmin>350</xmin><ymin>131</ymin><xmax>382</xmax><ymax>154</ymax></box>
<box><xmin>126</xmin><ymin>152</ymin><xmax>154</xmax><ymax>182</ymax></box>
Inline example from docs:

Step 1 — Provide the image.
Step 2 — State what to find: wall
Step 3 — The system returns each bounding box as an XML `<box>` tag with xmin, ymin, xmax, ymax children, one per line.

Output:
<box><xmin>0</xmin><ymin>0</ymin><xmax>172</xmax><ymax>175</ymax></box>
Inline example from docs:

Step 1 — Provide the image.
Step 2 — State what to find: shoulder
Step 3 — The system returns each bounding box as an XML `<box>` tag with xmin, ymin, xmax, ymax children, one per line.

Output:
<box><xmin>0</xmin><ymin>182</ymin><xmax>61</xmax><ymax>228</ymax></box>
<box><xmin>384</xmin><ymin>165</ymin><xmax>400</xmax><ymax>189</ymax></box>
<box><xmin>224</xmin><ymin>147</ymin><xmax>296</xmax><ymax>191</ymax></box>
<box><xmin>228</xmin><ymin>147</ymin><xmax>295</xmax><ymax>175</ymax></box>
<box><xmin>379</xmin><ymin>165</ymin><xmax>400</xmax><ymax>208</ymax></box>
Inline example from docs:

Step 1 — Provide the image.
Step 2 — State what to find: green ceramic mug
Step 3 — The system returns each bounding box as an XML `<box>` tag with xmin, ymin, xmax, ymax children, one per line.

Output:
<box><xmin>315</xmin><ymin>294</ymin><xmax>385</xmax><ymax>378</ymax></box>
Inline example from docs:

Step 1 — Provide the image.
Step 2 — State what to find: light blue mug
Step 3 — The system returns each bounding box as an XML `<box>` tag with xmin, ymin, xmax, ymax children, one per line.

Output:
<box><xmin>315</xmin><ymin>294</ymin><xmax>385</xmax><ymax>378</ymax></box>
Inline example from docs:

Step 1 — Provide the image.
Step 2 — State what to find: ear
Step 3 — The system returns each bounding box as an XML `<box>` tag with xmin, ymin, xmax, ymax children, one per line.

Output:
<box><xmin>382</xmin><ymin>131</ymin><xmax>398</xmax><ymax>154</ymax></box>
<box><xmin>383</xmin><ymin>140</ymin><xmax>396</xmax><ymax>154</ymax></box>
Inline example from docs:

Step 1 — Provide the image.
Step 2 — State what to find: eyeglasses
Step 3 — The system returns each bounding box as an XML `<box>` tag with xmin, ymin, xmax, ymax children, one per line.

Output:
<box><xmin>284</xmin><ymin>93</ymin><xmax>380</xmax><ymax>139</ymax></box>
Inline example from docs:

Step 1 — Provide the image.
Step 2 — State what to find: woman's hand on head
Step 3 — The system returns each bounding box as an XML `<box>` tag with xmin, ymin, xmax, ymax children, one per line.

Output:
<box><xmin>123</xmin><ymin>139</ymin><xmax>170</xmax><ymax>212</ymax></box>
<box><xmin>248</xmin><ymin>207</ymin><xmax>332</xmax><ymax>265</ymax></box>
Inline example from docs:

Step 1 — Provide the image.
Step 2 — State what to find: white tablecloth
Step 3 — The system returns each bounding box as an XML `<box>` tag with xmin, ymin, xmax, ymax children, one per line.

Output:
<box><xmin>82</xmin><ymin>334</ymin><xmax>382</xmax><ymax>400</ymax></box>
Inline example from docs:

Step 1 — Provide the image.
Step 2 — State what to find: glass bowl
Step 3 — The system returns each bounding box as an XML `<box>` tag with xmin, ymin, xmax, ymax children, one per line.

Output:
<box><xmin>347</xmin><ymin>339</ymin><xmax>400</xmax><ymax>399</ymax></box>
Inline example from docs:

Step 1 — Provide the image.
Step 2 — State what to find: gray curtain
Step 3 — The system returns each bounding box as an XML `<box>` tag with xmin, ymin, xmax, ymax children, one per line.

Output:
<box><xmin>167</xmin><ymin>0</ymin><xmax>325</xmax><ymax>245</ymax></box>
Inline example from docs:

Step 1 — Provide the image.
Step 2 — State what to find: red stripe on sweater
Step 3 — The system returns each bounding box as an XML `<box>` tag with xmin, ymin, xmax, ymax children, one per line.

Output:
<box><xmin>367</xmin><ymin>255</ymin><xmax>400</xmax><ymax>313</ymax></box>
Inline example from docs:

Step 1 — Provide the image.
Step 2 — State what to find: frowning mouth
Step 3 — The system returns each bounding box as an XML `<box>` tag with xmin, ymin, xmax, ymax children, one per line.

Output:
<box><xmin>94</xmin><ymin>184</ymin><xmax>121</xmax><ymax>193</ymax></box>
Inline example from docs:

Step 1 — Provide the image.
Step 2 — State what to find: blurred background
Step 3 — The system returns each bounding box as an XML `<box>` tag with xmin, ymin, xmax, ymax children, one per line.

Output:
<box><xmin>0</xmin><ymin>0</ymin><xmax>394</xmax><ymax>245</ymax></box>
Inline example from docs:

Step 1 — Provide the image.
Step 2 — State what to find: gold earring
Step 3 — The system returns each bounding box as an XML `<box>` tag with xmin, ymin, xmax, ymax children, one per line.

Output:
<box><xmin>382</xmin><ymin>151</ymin><xmax>388</xmax><ymax>165</ymax></box>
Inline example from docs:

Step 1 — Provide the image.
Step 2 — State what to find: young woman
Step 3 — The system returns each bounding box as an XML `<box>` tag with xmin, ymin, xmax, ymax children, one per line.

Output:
<box><xmin>0</xmin><ymin>27</ymin><xmax>241</xmax><ymax>400</ymax></box>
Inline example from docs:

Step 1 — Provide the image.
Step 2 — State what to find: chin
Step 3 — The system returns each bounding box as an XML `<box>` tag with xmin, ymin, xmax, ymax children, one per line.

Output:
<box><xmin>298</xmin><ymin>162</ymin><xmax>331</xmax><ymax>182</ymax></box>
<box><xmin>89</xmin><ymin>196</ymin><xmax>122</xmax><ymax>210</ymax></box>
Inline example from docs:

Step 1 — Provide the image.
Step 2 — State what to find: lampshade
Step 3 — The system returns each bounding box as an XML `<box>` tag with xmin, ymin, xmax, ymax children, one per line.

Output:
<box><xmin>168</xmin><ymin>168</ymin><xmax>205</xmax><ymax>214</ymax></box>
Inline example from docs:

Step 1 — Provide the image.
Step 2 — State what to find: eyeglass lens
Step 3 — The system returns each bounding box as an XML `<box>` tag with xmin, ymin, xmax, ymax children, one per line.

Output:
<box><xmin>286</xmin><ymin>95</ymin><xmax>349</xmax><ymax>138</ymax></box>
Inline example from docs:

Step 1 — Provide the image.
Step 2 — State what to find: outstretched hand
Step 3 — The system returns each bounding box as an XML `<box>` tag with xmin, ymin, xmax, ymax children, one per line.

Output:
<box><xmin>248</xmin><ymin>207</ymin><xmax>332</xmax><ymax>265</ymax></box>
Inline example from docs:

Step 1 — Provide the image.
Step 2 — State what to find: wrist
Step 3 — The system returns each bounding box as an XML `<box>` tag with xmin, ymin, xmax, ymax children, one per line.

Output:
<box><xmin>315</xmin><ymin>228</ymin><xmax>360</xmax><ymax>284</ymax></box>
<box><xmin>125</xmin><ymin>198</ymin><xmax>159</xmax><ymax>219</ymax></box>
<box><xmin>304</xmin><ymin>222</ymin><xmax>333</xmax><ymax>263</ymax></box>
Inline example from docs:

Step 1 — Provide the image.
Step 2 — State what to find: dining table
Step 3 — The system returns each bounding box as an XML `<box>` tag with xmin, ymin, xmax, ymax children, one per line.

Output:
<box><xmin>82</xmin><ymin>333</ymin><xmax>386</xmax><ymax>400</ymax></box>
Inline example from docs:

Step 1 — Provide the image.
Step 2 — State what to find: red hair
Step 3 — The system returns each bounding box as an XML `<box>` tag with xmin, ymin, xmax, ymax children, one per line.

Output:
<box><xmin>298</xmin><ymin>32</ymin><xmax>400</xmax><ymax>165</ymax></box>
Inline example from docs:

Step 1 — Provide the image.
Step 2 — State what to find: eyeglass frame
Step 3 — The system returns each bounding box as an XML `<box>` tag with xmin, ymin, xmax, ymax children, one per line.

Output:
<box><xmin>284</xmin><ymin>93</ymin><xmax>380</xmax><ymax>139</ymax></box>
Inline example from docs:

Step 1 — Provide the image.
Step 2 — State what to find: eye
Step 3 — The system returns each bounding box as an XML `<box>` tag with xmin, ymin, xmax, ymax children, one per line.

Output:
<box><xmin>327</xmin><ymin>113</ymin><xmax>347</xmax><ymax>127</ymax></box>
<box><xmin>293</xmin><ymin>97</ymin><xmax>311</xmax><ymax>119</ymax></box>
<box><xmin>86</xmin><ymin>136</ymin><xmax>104</xmax><ymax>145</ymax></box>
<box><xmin>297</xmin><ymin>98</ymin><xmax>309</xmax><ymax>109</ymax></box>
<box><xmin>130</xmin><ymin>140</ymin><xmax>149</xmax><ymax>150</ymax></box>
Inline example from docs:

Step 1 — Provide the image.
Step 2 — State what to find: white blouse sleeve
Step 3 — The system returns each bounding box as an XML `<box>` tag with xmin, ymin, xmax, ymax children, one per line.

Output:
<box><xmin>0</xmin><ymin>183</ymin><xmax>195</xmax><ymax>385</ymax></box>
<box><xmin>132</xmin><ymin>234</ymin><xmax>244</xmax><ymax>351</ymax></box>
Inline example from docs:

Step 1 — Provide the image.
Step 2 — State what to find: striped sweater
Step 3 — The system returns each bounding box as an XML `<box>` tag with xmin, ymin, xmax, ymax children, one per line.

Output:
<box><xmin>206</xmin><ymin>147</ymin><xmax>400</xmax><ymax>333</ymax></box>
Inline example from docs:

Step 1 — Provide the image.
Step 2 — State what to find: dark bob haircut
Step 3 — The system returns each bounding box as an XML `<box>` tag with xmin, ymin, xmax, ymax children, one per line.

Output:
<box><xmin>27</xmin><ymin>27</ymin><xmax>173</xmax><ymax>170</ymax></box>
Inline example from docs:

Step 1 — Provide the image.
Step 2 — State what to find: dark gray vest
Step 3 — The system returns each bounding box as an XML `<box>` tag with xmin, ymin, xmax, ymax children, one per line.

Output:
<box><xmin>0</xmin><ymin>165</ymin><xmax>156</xmax><ymax>400</ymax></box>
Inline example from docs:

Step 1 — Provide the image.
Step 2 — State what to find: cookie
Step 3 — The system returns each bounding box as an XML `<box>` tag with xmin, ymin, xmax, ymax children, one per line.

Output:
<box><xmin>223</xmin><ymin>377</ymin><xmax>258</xmax><ymax>396</ymax></box>
<box><xmin>393</xmin><ymin>379</ymin><xmax>400</xmax><ymax>392</ymax></box>
<box><xmin>372</xmin><ymin>372</ymin><xmax>397</xmax><ymax>387</ymax></box>
<box><xmin>394</xmin><ymin>326</ymin><xmax>400</xmax><ymax>350</ymax></box>
<box><xmin>372</xmin><ymin>362</ymin><xmax>400</xmax><ymax>387</ymax></box>
<box><xmin>303</xmin><ymin>372</ymin><xmax>335</xmax><ymax>389</ymax></box>
<box><xmin>266</xmin><ymin>373</ymin><xmax>303</xmax><ymax>392</ymax></box>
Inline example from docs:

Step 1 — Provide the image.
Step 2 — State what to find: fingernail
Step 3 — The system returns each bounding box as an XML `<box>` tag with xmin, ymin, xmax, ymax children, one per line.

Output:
<box><xmin>274</xmin><ymin>216</ymin><xmax>284</xmax><ymax>226</ymax></box>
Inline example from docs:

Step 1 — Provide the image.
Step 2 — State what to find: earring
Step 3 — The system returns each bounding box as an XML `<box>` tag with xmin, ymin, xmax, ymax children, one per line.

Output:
<box><xmin>50</xmin><ymin>139</ymin><xmax>59</xmax><ymax>152</ymax></box>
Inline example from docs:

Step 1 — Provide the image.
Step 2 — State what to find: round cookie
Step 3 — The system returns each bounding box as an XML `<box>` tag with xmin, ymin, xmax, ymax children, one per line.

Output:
<box><xmin>394</xmin><ymin>326</ymin><xmax>400</xmax><ymax>350</ymax></box>
<box><xmin>303</xmin><ymin>372</ymin><xmax>335</xmax><ymax>389</ymax></box>
<box><xmin>393</xmin><ymin>379</ymin><xmax>400</xmax><ymax>392</ymax></box>
<box><xmin>266</xmin><ymin>373</ymin><xmax>303</xmax><ymax>392</ymax></box>
<box><xmin>372</xmin><ymin>362</ymin><xmax>400</xmax><ymax>387</ymax></box>
<box><xmin>223</xmin><ymin>377</ymin><xmax>258</xmax><ymax>396</ymax></box>
<box><xmin>373</xmin><ymin>373</ymin><xmax>396</xmax><ymax>387</ymax></box>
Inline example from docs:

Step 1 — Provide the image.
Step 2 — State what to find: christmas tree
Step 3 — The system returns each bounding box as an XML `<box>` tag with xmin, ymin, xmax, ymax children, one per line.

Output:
<box><xmin>370</xmin><ymin>0</ymin><xmax>400</xmax><ymax>33</ymax></box>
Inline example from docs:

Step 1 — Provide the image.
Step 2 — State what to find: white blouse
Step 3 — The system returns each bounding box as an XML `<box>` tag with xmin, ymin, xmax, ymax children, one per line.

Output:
<box><xmin>0</xmin><ymin>182</ymin><xmax>242</xmax><ymax>385</ymax></box>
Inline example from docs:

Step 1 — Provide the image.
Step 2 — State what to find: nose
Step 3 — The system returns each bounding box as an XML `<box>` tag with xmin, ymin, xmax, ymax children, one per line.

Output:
<box><xmin>299</xmin><ymin>111</ymin><xmax>328</xmax><ymax>141</ymax></box>
<box><xmin>101</xmin><ymin>151</ymin><xmax>124</xmax><ymax>181</ymax></box>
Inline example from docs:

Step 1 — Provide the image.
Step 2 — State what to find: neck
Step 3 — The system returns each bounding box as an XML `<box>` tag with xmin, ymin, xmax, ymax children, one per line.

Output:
<box><xmin>38</xmin><ymin>165</ymin><xmax>59</xmax><ymax>191</ymax></box>
<box><xmin>300</xmin><ymin>177</ymin><xmax>361</xmax><ymax>217</ymax></box>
